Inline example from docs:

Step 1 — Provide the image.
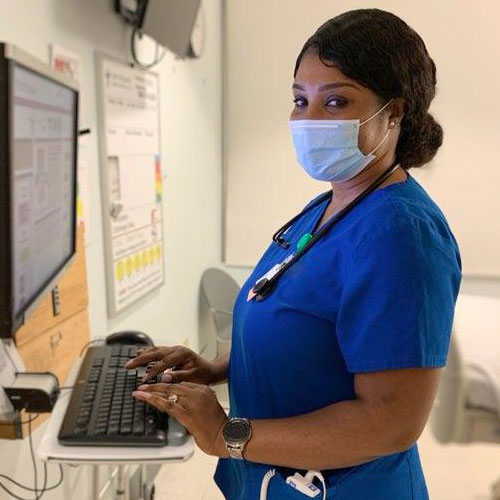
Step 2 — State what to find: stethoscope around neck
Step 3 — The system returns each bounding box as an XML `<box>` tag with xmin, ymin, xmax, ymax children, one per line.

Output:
<box><xmin>250</xmin><ymin>161</ymin><xmax>401</xmax><ymax>301</ymax></box>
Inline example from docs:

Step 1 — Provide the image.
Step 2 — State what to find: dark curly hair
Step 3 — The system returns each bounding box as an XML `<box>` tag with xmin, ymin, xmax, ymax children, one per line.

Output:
<box><xmin>294</xmin><ymin>9</ymin><xmax>443</xmax><ymax>169</ymax></box>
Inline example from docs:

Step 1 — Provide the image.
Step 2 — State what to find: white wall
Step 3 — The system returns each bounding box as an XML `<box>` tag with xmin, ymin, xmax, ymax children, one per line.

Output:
<box><xmin>0</xmin><ymin>0</ymin><xmax>223</xmax><ymax>498</ymax></box>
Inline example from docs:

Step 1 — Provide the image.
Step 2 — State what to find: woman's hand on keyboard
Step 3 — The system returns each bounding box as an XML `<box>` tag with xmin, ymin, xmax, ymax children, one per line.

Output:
<box><xmin>125</xmin><ymin>345</ymin><xmax>225</xmax><ymax>385</ymax></box>
<box><xmin>132</xmin><ymin>381</ymin><xmax>229</xmax><ymax>458</ymax></box>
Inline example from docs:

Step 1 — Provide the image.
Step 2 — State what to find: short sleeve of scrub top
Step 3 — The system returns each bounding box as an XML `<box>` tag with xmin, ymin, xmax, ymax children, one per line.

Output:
<box><xmin>214</xmin><ymin>175</ymin><xmax>462</xmax><ymax>500</ymax></box>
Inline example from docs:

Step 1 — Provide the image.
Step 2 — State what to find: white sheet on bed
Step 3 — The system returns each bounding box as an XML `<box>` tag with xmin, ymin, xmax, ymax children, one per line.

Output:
<box><xmin>453</xmin><ymin>294</ymin><xmax>500</xmax><ymax>415</ymax></box>
<box><xmin>466</xmin><ymin>365</ymin><xmax>498</xmax><ymax>412</ymax></box>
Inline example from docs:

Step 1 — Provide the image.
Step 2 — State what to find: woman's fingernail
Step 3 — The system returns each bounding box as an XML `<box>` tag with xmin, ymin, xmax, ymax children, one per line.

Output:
<box><xmin>132</xmin><ymin>391</ymin><xmax>150</xmax><ymax>399</ymax></box>
<box><xmin>137</xmin><ymin>385</ymin><xmax>148</xmax><ymax>391</ymax></box>
<box><xmin>125</xmin><ymin>360</ymin><xmax>133</xmax><ymax>367</ymax></box>
<box><xmin>162</xmin><ymin>373</ymin><xmax>172</xmax><ymax>382</ymax></box>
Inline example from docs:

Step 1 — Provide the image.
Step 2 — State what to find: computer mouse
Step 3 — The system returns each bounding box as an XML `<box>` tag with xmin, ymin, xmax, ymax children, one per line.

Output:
<box><xmin>106</xmin><ymin>330</ymin><xmax>154</xmax><ymax>346</ymax></box>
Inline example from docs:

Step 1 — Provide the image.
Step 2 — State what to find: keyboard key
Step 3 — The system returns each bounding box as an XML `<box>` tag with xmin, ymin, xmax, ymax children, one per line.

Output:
<box><xmin>133</xmin><ymin>423</ymin><xmax>145</xmax><ymax>435</ymax></box>
<box><xmin>107</xmin><ymin>424</ymin><xmax>119</xmax><ymax>435</ymax></box>
<box><xmin>120</xmin><ymin>425</ymin><xmax>132</xmax><ymax>434</ymax></box>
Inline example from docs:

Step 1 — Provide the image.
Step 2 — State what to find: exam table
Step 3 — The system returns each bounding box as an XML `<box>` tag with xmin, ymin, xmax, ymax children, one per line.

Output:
<box><xmin>430</xmin><ymin>293</ymin><xmax>500</xmax><ymax>498</ymax></box>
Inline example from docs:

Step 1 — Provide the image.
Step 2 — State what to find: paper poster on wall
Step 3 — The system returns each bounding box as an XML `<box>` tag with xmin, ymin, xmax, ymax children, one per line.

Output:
<box><xmin>50</xmin><ymin>44</ymin><xmax>92</xmax><ymax>245</ymax></box>
<box><xmin>97</xmin><ymin>55</ymin><xmax>164</xmax><ymax>317</ymax></box>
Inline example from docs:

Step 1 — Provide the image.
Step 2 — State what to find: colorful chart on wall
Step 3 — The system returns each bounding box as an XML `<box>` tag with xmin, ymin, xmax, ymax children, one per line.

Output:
<box><xmin>96</xmin><ymin>55</ymin><xmax>164</xmax><ymax>317</ymax></box>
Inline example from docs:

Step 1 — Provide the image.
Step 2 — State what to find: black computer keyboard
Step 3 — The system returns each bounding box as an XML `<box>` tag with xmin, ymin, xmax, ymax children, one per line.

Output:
<box><xmin>58</xmin><ymin>344</ymin><xmax>187</xmax><ymax>447</ymax></box>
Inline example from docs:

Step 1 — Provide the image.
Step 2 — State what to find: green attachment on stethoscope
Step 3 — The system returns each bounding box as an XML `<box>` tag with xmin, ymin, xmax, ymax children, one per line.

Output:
<box><xmin>296</xmin><ymin>233</ymin><xmax>313</xmax><ymax>253</ymax></box>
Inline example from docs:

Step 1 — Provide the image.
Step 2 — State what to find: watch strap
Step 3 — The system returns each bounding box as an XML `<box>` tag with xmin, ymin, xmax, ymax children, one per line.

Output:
<box><xmin>226</xmin><ymin>443</ymin><xmax>245</xmax><ymax>460</ymax></box>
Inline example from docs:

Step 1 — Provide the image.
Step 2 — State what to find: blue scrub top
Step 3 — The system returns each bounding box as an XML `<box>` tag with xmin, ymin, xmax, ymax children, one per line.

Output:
<box><xmin>214</xmin><ymin>174</ymin><xmax>462</xmax><ymax>499</ymax></box>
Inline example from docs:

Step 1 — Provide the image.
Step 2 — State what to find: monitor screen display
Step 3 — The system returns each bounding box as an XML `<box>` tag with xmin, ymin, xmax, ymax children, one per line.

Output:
<box><xmin>10</xmin><ymin>63</ymin><xmax>77</xmax><ymax>318</ymax></box>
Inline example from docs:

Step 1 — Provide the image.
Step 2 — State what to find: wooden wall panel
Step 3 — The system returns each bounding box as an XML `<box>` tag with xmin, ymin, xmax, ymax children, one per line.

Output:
<box><xmin>15</xmin><ymin>229</ymin><xmax>88</xmax><ymax>348</ymax></box>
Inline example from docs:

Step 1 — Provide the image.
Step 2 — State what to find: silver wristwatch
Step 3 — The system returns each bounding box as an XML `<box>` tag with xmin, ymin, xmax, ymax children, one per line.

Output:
<box><xmin>222</xmin><ymin>418</ymin><xmax>252</xmax><ymax>460</ymax></box>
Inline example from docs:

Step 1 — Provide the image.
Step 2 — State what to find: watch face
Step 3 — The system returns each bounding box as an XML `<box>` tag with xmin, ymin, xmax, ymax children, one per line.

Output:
<box><xmin>223</xmin><ymin>419</ymin><xmax>250</xmax><ymax>444</ymax></box>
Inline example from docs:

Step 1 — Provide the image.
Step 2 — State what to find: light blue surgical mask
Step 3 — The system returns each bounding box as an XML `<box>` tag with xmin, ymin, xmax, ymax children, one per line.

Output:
<box><xmin>289</xmin><ymin>99</ymin><xmax>394</xmax><ymax>182</ymax></box>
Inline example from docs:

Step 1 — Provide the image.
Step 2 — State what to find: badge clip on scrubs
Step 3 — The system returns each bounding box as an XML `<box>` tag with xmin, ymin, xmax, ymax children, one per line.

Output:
<box><xmin>250</xmin><ymin>161</ymin><xmax>400</xmax><ymax>301</ymax></box>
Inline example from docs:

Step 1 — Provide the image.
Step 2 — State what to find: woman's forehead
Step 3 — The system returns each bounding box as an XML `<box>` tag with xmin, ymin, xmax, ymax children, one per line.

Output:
<box><xmin>294</xmin><ymin>52</ymin><xmax>351</xmax><ymax>86</ymax></box>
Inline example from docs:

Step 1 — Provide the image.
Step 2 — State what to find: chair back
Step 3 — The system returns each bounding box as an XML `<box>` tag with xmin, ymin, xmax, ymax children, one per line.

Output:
<box><xmin>198</xmin><ymin>268</ymin><xmax>240</xmax><ymax>359</ymax></box>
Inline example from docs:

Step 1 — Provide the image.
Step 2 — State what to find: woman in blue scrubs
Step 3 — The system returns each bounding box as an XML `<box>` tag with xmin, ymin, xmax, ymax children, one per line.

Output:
<box><xmin>129</xmin><ymin>8</ymin><xmax>461</xmax><ymax>499</ymax></box>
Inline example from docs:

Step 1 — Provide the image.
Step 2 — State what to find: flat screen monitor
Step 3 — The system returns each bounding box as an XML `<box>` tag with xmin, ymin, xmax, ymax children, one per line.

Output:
<box><xmin>0</xmin><ymin>43</ymin><xmax>79</xmax><ymax>339</ymax></box>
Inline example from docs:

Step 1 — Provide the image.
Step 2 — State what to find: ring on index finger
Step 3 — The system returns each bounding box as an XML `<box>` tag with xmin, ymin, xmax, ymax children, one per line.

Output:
<box><xmin>167</xmin><ymin>393</ymin><xmax>179</xmax><ymax>404</ymax></box>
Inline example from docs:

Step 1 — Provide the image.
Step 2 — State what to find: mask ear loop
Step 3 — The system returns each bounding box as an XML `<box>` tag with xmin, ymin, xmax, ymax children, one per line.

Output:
<box><xmin>368</xmin><ymin>128</ymin><xmax>391</xmax><ymax>156</ymax></box>
<box><xmin>360</xmin><ymin>98</ymin><xmax>394</xmax><ymax>126</ymax></box>
<box><xmin>360</xmin><ymin>98</ymin><xmax>395</xmax><ymax>156</ymax></box>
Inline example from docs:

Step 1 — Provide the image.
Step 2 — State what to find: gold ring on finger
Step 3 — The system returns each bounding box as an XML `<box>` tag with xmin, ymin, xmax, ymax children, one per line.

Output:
<box><xmin>167</xmin><ymin>393</ymin><xmax>179</xmax><ymax>404</ymax></box>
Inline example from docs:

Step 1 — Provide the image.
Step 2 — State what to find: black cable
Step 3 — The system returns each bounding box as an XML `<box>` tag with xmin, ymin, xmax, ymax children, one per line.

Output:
<box><xmin>0</xmin><ymin>414</ymin><xmax>40</xmax><ymax>426</ymax></box>
<box><xmin>79</xmin><ymin>339</ymin><xmax>103</xmax><ymax>357</ymax></box>
<box><xmin>130</xmin><ymin>27</ymin><xmax>167</xmax><ymax>69</ymax></box>
<box><xmin>0</xmin><ymin>345</ymin><xmax>66</xmax><ymax>499</ymax></box>
<box><xmin>0</xmin><ymin>415</ymin><xmax>40</xmax><ymax>500</ymax></box>
<box><xmin>0</xmin><ymin>466</ymin><xmax>63</xmax><ymax>494</ymax></box>
<box><xmin>0</xmin><ymin>413</ymin><xmax>64</xmax><ymax>499</ymax></box>
<box><xmin>28</xmin><ymin>416</ymin><xmax>38</xmax><ymax>499</ymax></box>
<box><xmin>0</xmin><ymin>481</ymin><xmax>35</xmax><ymax>500</ymax></box>
<box><xmin>38</xmin><ymin>463</ymin><xmax>47</xmax><ymax>500</ymax></box>
<box><xmin>0</xmin><ymin>466</ymin><xmax>63</xmax><ymax>499</ymax></box>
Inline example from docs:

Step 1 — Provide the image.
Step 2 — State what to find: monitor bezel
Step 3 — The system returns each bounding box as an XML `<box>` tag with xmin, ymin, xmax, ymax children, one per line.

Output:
<box><xmin>0</xmin><ymin>45</ymin><xmax>13</xmax><ymax>339</ymax></box>
<box><xmin>0</xmin><ymin>43</ymin><xmax>79</xmax><ymax>340</ymax></box>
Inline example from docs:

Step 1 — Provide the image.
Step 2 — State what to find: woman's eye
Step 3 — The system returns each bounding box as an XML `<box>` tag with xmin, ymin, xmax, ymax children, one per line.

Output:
<box><xmin>293</xmin><ymin>96</ymin><xmax>307</xmax><ymax>108</ymax></box>
<box><xmin>325</xmin><ymin>97</ymin><xmax>346</xmax><ymax>109</ymax></box>
<box><xmin>325</xmin><ymin>97</ymin><xmax>346</xmax><ymax>108</ymax></box>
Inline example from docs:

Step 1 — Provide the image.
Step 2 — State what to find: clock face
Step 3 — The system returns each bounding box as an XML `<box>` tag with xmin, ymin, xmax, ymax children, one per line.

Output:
<box><xmin>189</xmin><ymin>3</ymin><xmax>206</xmax><ymax>58</ymax></box>
<box><xmin>223</xmin><ymin>419</ymin><xmax>251</xmax><ymax>443</ymax></box>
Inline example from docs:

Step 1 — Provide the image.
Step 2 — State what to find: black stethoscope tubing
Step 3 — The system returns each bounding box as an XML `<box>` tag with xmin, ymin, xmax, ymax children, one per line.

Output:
<box><xmin>253</xmin><ymin>161</ymin><xmax>401</xmax><ymax>300</ymax></box>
